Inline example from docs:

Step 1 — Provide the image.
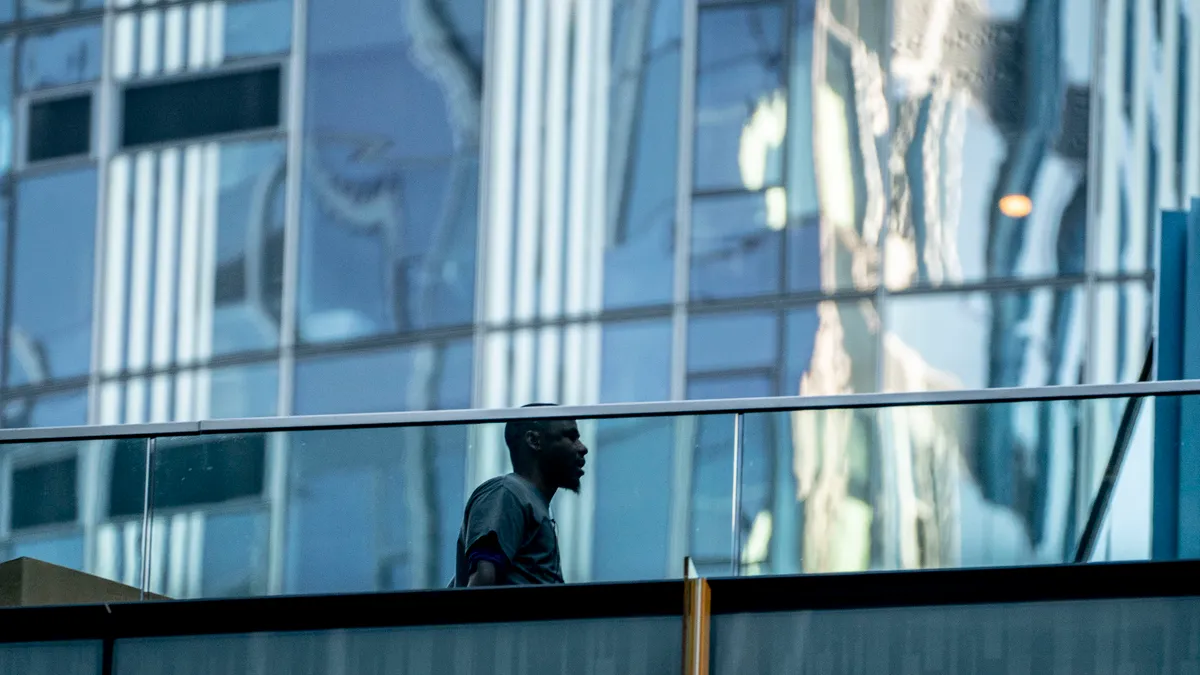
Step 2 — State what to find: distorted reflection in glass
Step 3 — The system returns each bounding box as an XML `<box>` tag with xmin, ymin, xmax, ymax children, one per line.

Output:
<box><xmin>739</xmin><ymin>394</ymin><xmax>1131</xmax><ymax>575</ymax></box>
<box><xmin>19</xmin><ymin>22</ymin><xmax>102</xmax><ymax>91</ymax></box>
<box><xmin>1090</xmin><ymin>280</ymin><xmax>1153</xmax><ymax>384</ymax></box>
<box><xmin>691</xmin><ymin>192</ymin><xmax>786</xmax><ymax>300</ymax></box>
<box><xmin>886</xmin><ymin>0</ymin><xmax>1093</xmax><ymax>287</ymax></box>
<box><xmin>298</xmin><ymin>0</ymin><xmax>482</xmax><ymax>342</ymax></box>
<box><xmin>0</xmin><ymin>39</ymin><xmax>13</xmax><ymax>175</ymax></box>
<box><xmin>886</xmin><ymin>286</ymin><xmax>1086</xmax><ymax>391</ymax></box>
<box><xmin>8</xmin><ymin>167</ymin><xmax>98</xmax><ymax>386</ymax></box>
<box><xmin>212</xmin><ymin>139</ymin><xmax>286</xmax><ymax>357</ymax></box>
<box><xmin>694</xmin><ymin>4</ymin><xmax>786</xmax><ymax>192</ymax></box>
<box><xmin>604</xmin><ymin>0</ymin><xmax>681</xmax><ymax>309</ymax></box>
<box><xmin>294</xmin><ymin>339</ymin><xmax>472</xmax><ymax>414</ymax></box>
<box><xmin>207</xmin><ymin>361</ymin><xmax>280</xmax><ymax>419</ymax></box>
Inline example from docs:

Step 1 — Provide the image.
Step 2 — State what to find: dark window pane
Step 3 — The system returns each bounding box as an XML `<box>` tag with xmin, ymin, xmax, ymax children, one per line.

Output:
<box><xmin>152</xmin><ymin>435</ymin><xmax>265</xmax><ymax>510</ymax></box>
<box><xmin>27</xmin><ymin>94</ymin><xmax>90</xmax><ymax>162</ymax></box>
<box><xmin>690</xmin><ymin>192</ymin><xmax>785</xmax><ymax>300</ymax></box>
<box><xmin>225</xmin><ymin>0</ymin><xmax>293</xmax><ymax>61</ymax></box>
<box><xmin>694</xmin><ymin>5</ymin><xmax>786</xmax><ymax>191</ymax></box>
<box><xmin>121</xmin><ymin>67</ymin><xmax>281</xmax><ymax>148</ymax></box>
<box><xmin>294</xmin><ymin>340</ymin><xmax>473</xmax><ymax>415</ymax></box>
<box><xmin>9</xmin><ymin>167</ymin><xmax>98</xmax><ymax>385</ymax></box>
<box><xmin>11</xmin><ymin>456</ymin><xmax>77</xmax><ymax>530</ymax></box>
<box><xmin>20</xmin><ymin>22</ymin><xmax>102</xmax><ymax>91</ymax></box>
<box><xmin>109</xmin><ymin>438</ymin><xmax>148</xmax><ymax>518</ymax></box>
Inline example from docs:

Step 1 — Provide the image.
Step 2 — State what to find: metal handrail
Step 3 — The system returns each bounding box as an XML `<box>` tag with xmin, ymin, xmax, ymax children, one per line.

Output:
<box><xmin>3</xmin><ymin>379</ymin><xmax>1200</xmax><ymax>443</ymax></box>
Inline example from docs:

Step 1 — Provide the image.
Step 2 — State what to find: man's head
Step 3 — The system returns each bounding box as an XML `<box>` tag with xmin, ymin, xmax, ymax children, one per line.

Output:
<box><xmin>504</xmin><ymin>403</ymin><xmax>588</xmax><ymax>493</ymax></box>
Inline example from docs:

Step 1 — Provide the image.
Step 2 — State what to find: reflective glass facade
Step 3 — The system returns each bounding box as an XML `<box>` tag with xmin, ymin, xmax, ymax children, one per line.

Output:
<box><xmin>0</xmin><ymin>0</ymin><xmax>1197</xmax><ymax>595</ymax></box>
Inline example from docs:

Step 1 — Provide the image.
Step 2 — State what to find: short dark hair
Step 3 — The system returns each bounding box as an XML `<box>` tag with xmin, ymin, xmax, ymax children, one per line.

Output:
<box><xmin>504</xmin><ymin>403</ymin><xmax>559</xmax><ymax>469</ymax></box>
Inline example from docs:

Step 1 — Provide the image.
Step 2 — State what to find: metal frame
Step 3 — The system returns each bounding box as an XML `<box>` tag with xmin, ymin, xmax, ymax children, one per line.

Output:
<box><xmin>1</xmin><ymin>379</ymin><xmax>1200</xmax><ymax>442</ymax></box>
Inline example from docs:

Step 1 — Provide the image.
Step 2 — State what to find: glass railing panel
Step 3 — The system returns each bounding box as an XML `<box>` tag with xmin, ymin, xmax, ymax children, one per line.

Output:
<box><xmin>710</xmin><ymin>595</ymin><xmax>1200</xmax><ymax>673</ymax></box>
<box><xmin>736</xmin><ymin>394</ymin><xmax>1150</xmax><ymax>575</ymax></box>
<box><xmin>112</xmin><ymin>617</ymin><xmax>682</xmax><ymax>675</ymax></box>
<box><xmin>146</xmin><ymin>413</ymin><xmax>735</xmax><ymax>599</ymax></box>
<box><xmin>0</xmin><ymin>640</ymin><xmax>102</xmax><ymax>675</ymax></box>
<box><xmin>0</xmin><ymin>437</ymin><xmax>149</xmax><ymax>605</ymax></box>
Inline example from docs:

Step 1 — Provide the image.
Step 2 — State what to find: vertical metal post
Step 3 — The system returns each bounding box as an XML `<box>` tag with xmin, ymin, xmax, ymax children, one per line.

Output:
<box><xmin>730</xmin><ymin>413</ymin><xmax>744</xmax><ymax>576</ymax></box>
<box><xmin>139</xmin><ymin>436</ymin><xmax>156</xmax><ymax>599</ymax></box>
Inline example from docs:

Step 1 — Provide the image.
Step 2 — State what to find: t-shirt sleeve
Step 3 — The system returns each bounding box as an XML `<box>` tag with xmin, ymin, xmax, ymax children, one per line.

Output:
<box><xmin>463</xmin><ymin>483</ymin><xmax>527</xmax><ymax>564</ymax></box>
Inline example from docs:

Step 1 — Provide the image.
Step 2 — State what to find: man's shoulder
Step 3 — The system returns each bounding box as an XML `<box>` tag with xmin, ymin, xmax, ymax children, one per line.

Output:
<box><xmin>469</xmin><ymin>474</ymin><xmax>533</xmax><ymax>504</ymax></box>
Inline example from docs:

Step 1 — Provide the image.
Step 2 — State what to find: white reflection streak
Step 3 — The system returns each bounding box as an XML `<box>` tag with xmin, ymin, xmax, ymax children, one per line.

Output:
<box><xmin>195</xmin><ymin>143</ymin><xmax>220</xmax><ymax>420</ymax></box>
<box><xmin>151</xmin><ymin>149</ymin><xmax>180</xmax><ymax>423</ymax></box>
<box><xmin>139</xmin><ymin>9</ymin><xmax>162</xmax><ymax>77</ymax></box>
<box><xmin>163</xmin><ymin>6</ymin><xmax>186</xmax><ymax>75</ymax></box>
<box><xmin>175</xmin><ymin>147</ymin><xmax>203</xmax><ymax>421</ymax></box>
<box><xmin>125</xmin><ymin>152</ymin><xmax>157</xmax><ymax>424</ymax></box>
<box><xmin>113</xmin><ymin>14</ymin><xmax>137</xmax><ymax>81</ymax></box>
<box><xmin>537</xmin><ymin>0</ymin><xmax>570</xmax><ymax>403</ymax></box>
<box><xmin>187</xmin><ymin>3</ymin><xmax>209</xmax><ymax>71</ymax></box>
<box><xmin>513</xmin><ymin>0</ymin><xmax>546</xmax><ymax>408</ymax></box>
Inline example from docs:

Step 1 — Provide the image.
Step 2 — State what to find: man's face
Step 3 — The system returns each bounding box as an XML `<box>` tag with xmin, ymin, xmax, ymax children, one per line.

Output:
<box><xmin>534</xmin><ymin>420</ymin><xmax>588</xmax><ymax>492</ymax></box>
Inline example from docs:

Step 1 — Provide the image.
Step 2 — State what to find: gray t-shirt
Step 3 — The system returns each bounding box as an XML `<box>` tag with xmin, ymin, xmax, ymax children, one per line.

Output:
<box><xmin>455</xmin><ymin>474</ymin><xmax>564</xmax><ymax>586</ymax></box>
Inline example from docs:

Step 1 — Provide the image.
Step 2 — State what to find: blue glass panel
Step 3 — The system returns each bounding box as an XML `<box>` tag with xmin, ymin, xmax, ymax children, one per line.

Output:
<box><xmin>694</xmin><ymin>4</ymin><xmax>786</xmax><ymax>192</ymax></box>
<box><xmin>8</xmin><ymin>167</ymin><xmax>98</xmax><ymax>386</ymax></box>
<box><xmin>0</xmin><ymin>39</ymin><xmax>13</xmax><ymax>174</ymax></box>
<box><xmin>604</xmin><ymin>0</ymin><xmax>681</xmax><ymax>309</ymax></box>
<box><xmin>2</xmin><ymin>388</ymin><xmax>87</xmax><ymax>428</ymax></box>
<box><xmin>208</xmin><ymin>362</ymin><xmax>279</xmax><ymax>419</ymax></box>
<box><xmin>294</xmin><ymin>339</ymin><xmax>472</xmax><ymax>415</ymax></box>
<box><xmin>9</xmin><ymin>531</ymin><xmax>84</xmax><ymax>569</ymax></box>
<box><xmin>224</xmin><ymin>0</ymin><xmax>293</xmax><ymax>61</ymax></box>
<box><xmin>691</xmin><ymin>192</ymin><xmax>784</xmax><ymax>300</ymax></box>
<box><xmin>200</xmin><ymin>509</ymin><xmax>269</xmax><ymax>597</ymax></box>
<box><xmin>688</xmin><ymin>311</ymin><xmax>777</xmax><ymax>373</ymax></box>
<box><xmin>0</xmin><ymin>641</ymin><xmax>101</xmax><ymax>675</ymax></box>
<box><xmin>600</xmin><ymin>319</ymin><xmax>672</xmax><ymax>402</ymax></box>
<box><xmin>20</xmin><ymin>22</ymin><xmax>102</xmax><ymax>91</ymax></box>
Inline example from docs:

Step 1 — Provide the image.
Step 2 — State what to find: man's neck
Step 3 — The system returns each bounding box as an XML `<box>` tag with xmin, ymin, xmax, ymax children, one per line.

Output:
<box><xmin>514</xmin><ymin>468</ymin><xmax>556</xmax><ymax>505</ymax></box>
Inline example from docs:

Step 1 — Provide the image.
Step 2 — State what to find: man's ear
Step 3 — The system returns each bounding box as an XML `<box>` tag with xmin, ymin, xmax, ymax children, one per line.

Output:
<box><xmin>524</xmin><ymin>429</ymin><xmax>541</xmax><ymax>452</ymax></box>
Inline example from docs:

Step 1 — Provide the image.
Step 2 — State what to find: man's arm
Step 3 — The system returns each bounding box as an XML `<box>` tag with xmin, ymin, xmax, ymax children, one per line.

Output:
<box><xmin>462</xmin><ymin>486</ymin><xmax>525</xmax><ymax>587</ymax></box>
<box><xmin>467</xmin><ymin>560</ymin><xmax>499</xmax><ymax>587</ymax></box>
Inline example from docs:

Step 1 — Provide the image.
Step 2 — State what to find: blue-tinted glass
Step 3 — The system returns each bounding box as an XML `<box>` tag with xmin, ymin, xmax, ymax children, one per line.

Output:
<box><xmin>9</xmin><ymin>532</ymin><xmax>84</xmax><ymax>569</ymax></box>
<box><xmin>688</xmin><ymin>311</ymin><xmax>777</xmax><ymax>373</ymax></box>
<box><xmin>9</xmin><ymin>167</ymin><xmax>98</xmax><ymax>386</ymax></box>
<box><xmin>691</xmin><ymin>192</ymin><xmax>784</xmax><ymax>300</ymax></box>
<box><xmin>689</xmin><ymin>414</ymin><xmax>735</xmax><ymax>568</ymax></box>
<box><xmin>604</xmin><ymin>0</ymin><xmax>680</xmax><ymax>309</ymax></box>
<box><xmin>284</xmin><ymin>425</ymin><xmax>467</xmax><ymax>593</ymax></box>
<box><xmin>212</xmin><ymin>139</ymin><xmax>285</xmax><ymax>357</ymax></box>
<box><xmin>694</xmin><ymin>5</ymin><xmax>786</xmax><ymax>191</ymax></box>
<box><xmin>0</xmin><ymin>641</ymin><xmax>101</xmax><ymax>675</ymax></box>
<box><xmin>19</xmin><ymin>0</ymin><xmax>71</xmax><ymax>19</ymax></box>
<box><xmin>0</xmin><ymin>0</ymin><xmax>11</xmax><ymax>24</ymax></box>
<box><xmin>298</xmin><ymin>161</ymin><xmax>477</xmax><ymax>341</ymax></box>
<box><xmin>294</xmin><ymin>339</ymin><xmax>472</xmax><ymax>414</ymax></box>
<box><xmin>590</xmin><ymin>416</ymin><xmax>676</xmax><ymax>580</ymax></box>
<box><xmin>20</xmin><ymin>22</ymin><xmax>102</xmax><ymax>91</ymax></box>
<box><xmin>2</xmin><ymin>388</ymin><xmax>87</xmax><ymax>428</ymax></box>
<box><xmin>208</xmin><ymin>362</ymin><xmax>279</xmax><ymax>419</ymax></box>
<box><xmin>601</xmin><ymin>319</ymin><xmax>672</xmax><ymax>402</ymax></box>
<box><xmin>201</xmin><ymin>509</ymin><xmax>269</xmax><ymax>597</ymax></box>
<box><xmin>299</xmin><ymin>0</ymin><xmax>480</xmax><ymax>340</ymax></box>
<box><xmin>787</xmin><ymin>217</ymin><xmax>821</xmax><ymax>292</ymax></box>
<box><xmin>782</xmin><ymin>306</ymin><xmax>819</xmax><ymax>395</ymax></box>
<box><xmin>0</xmin><ymin>39</ymin><xmax>13</xmax><ymax>174</ymax></box>
<box><xmin>225</xmin><ymin>0</ymin><xmax>293</xmax><ymax>61</ymax></box>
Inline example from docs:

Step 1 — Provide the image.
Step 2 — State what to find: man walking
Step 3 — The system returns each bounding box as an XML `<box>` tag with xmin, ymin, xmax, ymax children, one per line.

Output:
<box><xmin>454</xmin><ymin>404</ymin><xmax>588</xmax><ymax>587</ymax></box>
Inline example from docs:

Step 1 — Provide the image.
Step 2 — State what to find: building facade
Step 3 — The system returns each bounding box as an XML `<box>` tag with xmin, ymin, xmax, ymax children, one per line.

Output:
<box><xmin>0</xmin><ymin>0</ymin><xmax>1195</xmax><ymax>598</ymax></box>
